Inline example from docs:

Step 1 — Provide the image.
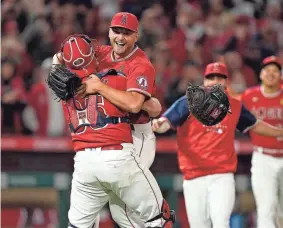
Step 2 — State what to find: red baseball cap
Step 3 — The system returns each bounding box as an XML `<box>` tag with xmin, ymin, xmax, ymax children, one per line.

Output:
<box><xmin>261</xmin><ymin>56</ymin><xmax>282</xmax><ymax>71</ymax></box>
<box><xmin>204</xmin><ymin>62</ymin><xmax>229</xmax><ymax>78</ymax></box>
<box><xmin>61</xmin><ymin>34</ymin><xmax>98</xmax><ymax>78</ymax></box>
<box><xmin>109</xmin><ymin>12</ymin><xmax>139</xmax><ymax>32</ymax></box>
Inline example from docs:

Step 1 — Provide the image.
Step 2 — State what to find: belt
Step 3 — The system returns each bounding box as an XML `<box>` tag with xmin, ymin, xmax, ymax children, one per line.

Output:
<box><xmin>130</xmin><ymin>122</ymin><xmax>152</xmax><ymax>133</ymax></box>
<box><xmin>101</xmin><ymin>145</ymin><xmax>123</xmax><ymax>151</ymax></box>
<box><xmin>254</xmin><ymin>146</ymin><xmax>283</xmax><ymax>158</ymax></box>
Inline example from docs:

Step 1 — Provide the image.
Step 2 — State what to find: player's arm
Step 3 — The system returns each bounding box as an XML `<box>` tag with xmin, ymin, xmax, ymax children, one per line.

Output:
<box><xmin>250</xmin><ymin>120</ymin><xmax>283</xmax><ymax>137</ymax></box>
<box><xmin>80</xmin><ymin>76</ymin><xmax>145</xmax><ymax>113</ymax></box>
<box><xmin>152</xmin><ymin>96</ymin><xmax>189</xmax><ymax>133</ymax></box>
<box><xmin>78</xmin><ymin>65</ymin><xmax>155</xmax><ymax>113</ymax></box>
<box><xmin>142</xmin><ymin>97</ymin><xmax>162</xmax><ymax>117</ymax></box>
<box><xmin>236</xmin><ymin>104</ymin><xmax>283</xmax><ymax>137</ymax></box>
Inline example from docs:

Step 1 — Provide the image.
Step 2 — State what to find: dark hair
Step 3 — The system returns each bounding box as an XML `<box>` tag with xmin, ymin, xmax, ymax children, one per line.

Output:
<box><xmin>205</xmin><ymin>73</ymin><xmax>227</xmax><ymax>79</ymax></box>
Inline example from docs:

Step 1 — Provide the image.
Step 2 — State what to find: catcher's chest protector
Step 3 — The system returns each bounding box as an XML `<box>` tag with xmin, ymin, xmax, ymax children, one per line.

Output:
<box><xmin>63</xmin><ymin>71</ymin><xmax>129</xmax><ymax>134</ymax></box>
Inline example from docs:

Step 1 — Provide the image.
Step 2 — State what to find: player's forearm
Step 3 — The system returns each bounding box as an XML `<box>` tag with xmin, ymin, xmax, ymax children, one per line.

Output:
<box><xmin>251</xmin><ymin>120</ymin><xmax>283</xmax><ymax>137</ymax></box>
<box><xmin>142</xmin><ymin>97</ymin><xmax>162</xmax><ymax>117</ymax></box>
<box><xmin>96</xmin><ymin>83</ymin><xmax>145</xmax><ymax>113</ymax></box>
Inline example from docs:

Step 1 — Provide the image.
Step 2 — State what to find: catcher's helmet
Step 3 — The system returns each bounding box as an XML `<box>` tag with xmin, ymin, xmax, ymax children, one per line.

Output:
<box><xmin>61</xmin><ymin>34</ymin><xmax>98</xmax><ymax>78</ymax></box>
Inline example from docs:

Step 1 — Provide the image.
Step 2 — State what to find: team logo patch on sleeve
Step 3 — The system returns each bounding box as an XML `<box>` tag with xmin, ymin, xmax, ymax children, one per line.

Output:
<box><xmin>136</xmin><ymin>76</ymin><xmax>148</xmax><ymax>90</ymax></box>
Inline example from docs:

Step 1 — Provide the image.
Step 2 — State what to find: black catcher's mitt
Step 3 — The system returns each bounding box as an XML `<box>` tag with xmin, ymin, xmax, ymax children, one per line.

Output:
<box><xmin>186</xmin><ymin>84</ymin><xmax>231</xmax><ymax>126</ymax></box>
<box><xmin>47</xmin><ymin>64</ymin><xmax>82</xmax><ymax>101</ymax></box>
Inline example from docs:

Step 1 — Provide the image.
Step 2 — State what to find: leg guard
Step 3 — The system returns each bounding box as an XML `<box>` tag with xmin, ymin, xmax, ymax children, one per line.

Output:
<box><xmin>146</xmin><ymin>199</ymin><xmax>176</xmax><ymax>228</ymax></box>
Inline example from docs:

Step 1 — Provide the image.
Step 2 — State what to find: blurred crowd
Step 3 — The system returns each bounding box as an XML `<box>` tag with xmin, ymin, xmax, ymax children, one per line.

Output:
<box><xmin>1</xmin><ymin>0</ymin><xmax>283</xmax><ymax>136</ymax></box>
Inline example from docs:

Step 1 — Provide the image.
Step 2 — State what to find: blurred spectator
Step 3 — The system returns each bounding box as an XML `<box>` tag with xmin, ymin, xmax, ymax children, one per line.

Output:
<box><xmin>168</xmin><ymin>2</ymin><xmax>204</xmax><ymax>66</ymax></box>
<box><xmin>164</xmin><ymin>61</ymin><xmax>202</xmax><ymax>108</ymax></box>
<box><xmin>1</xmin><ymin>0</ymin><xmax>29</xmax><ymax>33</ymax></box>
<box><xmin>139</xmin><ymin>4</ymin><xmax>169</xmax><ymax>54</ymax></box>
<box><xmin>1</xmin><ymin>0</ymin><xmax>282</xmax><ymax>136</ymax></box>
<box><xmin>224</xmin><ymin>51</ymin><xmax>258</xmax><ymax>85</ymax></box>
<box><xmin>95</xmin><ymin>0</ymin><xmax>119</xmax><ymax>19</ymax></box>
<box><xmin>258</xmin><ymin>20</ymin><xmax>278</xmax><ymax>58</ymax></box>
<box><xmin>200</xmin><ymin>8</ymin><xmax>234</xmax><ymax>65</ymax></box>
<box><xmin>24</xmin><ymin>58</ymin><xmax>66</xmax><ymax>136</ymax></box>
<box><xmin>52</xmin><ymin>3</ymin><xmax>83</xmax><ymax>51</ymax></box>
<box><xmin>264</xmin><ymin>0</ymin><xmax>283</xmax><ymax>47</ymax></box>
<box><xmin>244</xmin><ymin>19</ymin><xmax>278</xmax><ymax>75</ymax></box>
<box><xmin>151</xmin><ymin>41</ymin><xmax>178</xmax><ymax>108</ymax></box>
<box><xmin>231</xmin><ymin>0</ymin><xmax>255</xmax><ymax>17</ymax></box>
<box><xmin>2</xmin><ymin>19</ymin><xmax>34</xmax><ymax>91</ymax></box>
<box><xmin>225</xmin><ymin>15</ymin><xmax>253</xmax><ymax>56</ymax></box>
<box><xmin>120</xmin><ymin>0</ymin><xmax>153</xmax><ymax>19</ymax></box>
<box><xmin>21</xmin><ymin>14</ymin><xmax>55</xmax><ymax>65</ymax></box>
<box><xmin>1</xmin><ymin>58</ymin><xmax>30</xmax><ymax>135</ymax></box>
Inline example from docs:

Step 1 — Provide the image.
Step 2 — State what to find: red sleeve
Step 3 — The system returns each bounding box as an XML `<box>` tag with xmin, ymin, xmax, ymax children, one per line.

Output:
<box><xmin>127</xmin><ymin>64</ymin><xmax>155</xmax><ymax>98</ymax></box>
<box><xmin>241</xmin><ymin>91</ymin><xmax>249</xmax><ymax>105</ymax></box>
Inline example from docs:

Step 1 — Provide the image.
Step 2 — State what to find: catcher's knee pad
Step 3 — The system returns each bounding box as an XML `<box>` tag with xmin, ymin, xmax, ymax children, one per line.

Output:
<box><xmin>146</xmin><ymin>199</ymin><xmax>176</xmax><ymax>228</ymax></box>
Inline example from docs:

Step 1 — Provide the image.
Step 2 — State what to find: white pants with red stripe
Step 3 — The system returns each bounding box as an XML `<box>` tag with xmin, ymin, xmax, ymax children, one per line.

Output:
<box><xmin>183</xmin><ymin>173</ymin><xmax>235</xmax><ymax>228</ymax></box>
<box><xmin>251</xmin><ymin>151</ymin><xmax>283</xmax><ymax>228</ymax></box>
<box><xmin>109</xmin><ymin>122</ymin><xmax>157</xmax><ymax>227</ymax></box>
<box><xmin>68</xmin><ymin>142</ymin><xmax>163</xmax><ymax>228</ymax></box>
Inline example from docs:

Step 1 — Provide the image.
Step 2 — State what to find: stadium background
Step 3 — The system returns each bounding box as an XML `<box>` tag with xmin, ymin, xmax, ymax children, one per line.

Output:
<box><xmin>1</xmin><ymin>0</ymin><xmax>283</xmax><ymax>227</ymax></box>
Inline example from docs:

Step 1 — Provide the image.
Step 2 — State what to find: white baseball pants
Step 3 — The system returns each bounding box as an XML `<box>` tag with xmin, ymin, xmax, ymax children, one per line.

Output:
<box><xmin>68</xmin><ymin>143</ymin><xmax>163</xmax><ymax>228</ymax></box>
<box><xmin>183</xmin><ymin>173</ymin><xmax>235</xmax><ymax>228</ymax></box>
<box><xmin>109</xmin><ymin>122</ymin><xmax>157</xmax><ymax>228</ymax></box>
<box><xmin>251</xmin><ymin>152</ymin><xmax>283</xmax><ymax>228</ymax></box>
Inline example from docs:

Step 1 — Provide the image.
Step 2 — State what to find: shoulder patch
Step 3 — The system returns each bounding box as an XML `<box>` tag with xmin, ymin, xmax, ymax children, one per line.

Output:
<box><xmin>136</xmin><ymin>75</ymin><xmax>148</xmax><ymax>90</ymax></box>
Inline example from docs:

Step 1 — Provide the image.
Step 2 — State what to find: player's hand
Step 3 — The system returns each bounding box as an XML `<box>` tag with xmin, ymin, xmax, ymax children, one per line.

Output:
<box><xmin>152</xmin><ymin>117</ymin><xmax>171</xmax><ymax>133</ymax></box>
<box><xmin>52</xmin><ymin>52</ymin><xmax>63</xmax><ymax>65</ymax></box>
<box><xmin>77</xmin><ymin>74</ymin><xmax>103</xmax><ymax>98</ymax></box>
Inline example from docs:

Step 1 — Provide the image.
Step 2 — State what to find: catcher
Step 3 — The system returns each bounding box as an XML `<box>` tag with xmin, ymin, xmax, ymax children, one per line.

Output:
<box><xmin>47</xmin><ymin>34</ymin><xmax>175</xmax><ymax>228</ymax></box>
<box><xmin>152</xmin><ymin>62</ymin><xmax>283</xmax><ymax>228</ymax></box>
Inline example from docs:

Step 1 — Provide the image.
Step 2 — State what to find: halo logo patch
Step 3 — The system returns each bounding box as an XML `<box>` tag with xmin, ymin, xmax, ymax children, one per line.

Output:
<box><xmin>121</xmin><ymin>14</ymin><xmax>128</xmax><ymax>25</ymax></box>
<box><xmin>136</xmin><ymin>76</ymin><xmax>148</xmax><ymax>90</ymax></box>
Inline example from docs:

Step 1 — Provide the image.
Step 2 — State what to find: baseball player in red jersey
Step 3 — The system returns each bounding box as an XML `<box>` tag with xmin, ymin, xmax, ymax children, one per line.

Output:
<box><xmin>242</xmin><ymin>56</ymin><xmax>283</xmax><ymax>228</ymax></box>
<box><xmin>152</xmin><ymin>62</ymin><xmax>283</xmax><ymax>228</ymax></box>
<box><xmin>77</xmin><ymin>12</ymin><xmax>173</xmax><ymax>228</ymax></box>
<box><xmin>54</xmin><ymin>32</ymin><xmax>174</xmax><ymax>228</ymax></box>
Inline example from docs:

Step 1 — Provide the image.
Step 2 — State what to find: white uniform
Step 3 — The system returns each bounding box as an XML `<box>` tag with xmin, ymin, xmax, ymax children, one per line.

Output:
<box><xmin>68</xmin><ymin>142</ymin><xmax>163</xmax><ymax>228</ymax></box>
<box><xmin>109</xmin><ymin>122</ymin><xmax>157</xmax><ymax>228</ymax></box>
<box><xmin>241</xmin><ymin>86</ymin><xmax>283</xmax><ymax>228</ymax></box>
<box><xmin>183</xmin><ymin>173</ymin><xmax>235</xmax><ymax>228</ymax></box>
<box><xmin>251</xmin><ymin>149</ymin><xmax>283</xmax><ymax>228</ymax></box>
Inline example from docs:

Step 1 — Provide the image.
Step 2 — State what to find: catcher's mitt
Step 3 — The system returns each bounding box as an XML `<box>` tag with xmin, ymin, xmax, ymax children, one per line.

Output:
<box><xmin>186</xmin><ymin>84</ymin><xmax>231</xmax><ymax>126</ymax></box>
<box><xmin>46</xmin><ymin>64</ymin><xmax>82</xmax><ymax>101</ymax></box>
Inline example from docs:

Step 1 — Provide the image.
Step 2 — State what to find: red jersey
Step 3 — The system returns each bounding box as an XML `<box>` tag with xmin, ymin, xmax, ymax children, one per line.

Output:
<box><xmin>242</xmin><ymin>86</ymin><xmax>283</xmax><ymax>150</ymax></box>
<box><xmin>62</xmin><ymin>73</ymin><xmax>132</xmax><ymax>151</ymax></box>
<box><xmin>97</xmin><ymin>45</ymin><xmax>156</xmax><ymax>124</ymax></box>
<box><xmin>163</xmin><ymin>95</ymin><xmax>256</xmax><ymax>180</ymax></box>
